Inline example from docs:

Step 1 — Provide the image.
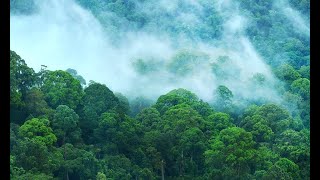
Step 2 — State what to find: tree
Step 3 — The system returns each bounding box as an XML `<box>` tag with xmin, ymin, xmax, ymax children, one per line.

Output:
<box><xmin>154</xmin><ymin>88</ymin><xmax>199</xmax><ymax>115</ymax></box>
<box><xmin>298</xmin><ymin>65</ymin><xmax>310</xmax><ymax>79</ymax></box>
<box><xmin>167</xmin><ymin>50</ymin><xmax>209</xmax><ymax>76</ymax></box>
<box><xmin>41</xmin><ymin>70</ymin><xmax>84</xmax><ymax>109</ymax></box>
<box><xmin>115</xmin><ymin>92</ymin><xmax>130</xmax><ymax>115</ymax></box>
<box><xmin>93</xmin><ymin>111</ymin><xmax>120</xmax><ymax>149</ymax></box>
<box><xmin>262</xmin><ymin>158</ymin><xmax>301</xmax><ymax>180</ymax></box>
<box><xmin>161</xmin><ymin>103</ymin><xmax>204</xmax><ymax>134</ymax></box>
<box><xmin>18</xmin><ymin>118</ymin><xmax>57</xmax><ymax>146</ymax></box>
<box><xmin>82</xmin><ymin>82</ymin><xmax>119</xmax><ymax>115</ymax></box>
<box><xmin>24</xmin><ymin>87</ymin><xmax>53</xmax><ymax>118</ymax></box>
<box><xmin>240</xmin><ymin>114</ymin><xmax>274</xmax><ymax>143</ymax></box>
<box><xmin>66</xmin><ymin>68</ymin><xmax>87</xmax><ymax>86</ymax></box>
<box><xmin>213</xmin><ymin>85</ymin><xmax>234</xmax><ymax>113</ymax></box>
<box><xmin>204</xmin><ymin>127</ymin><xmax>256</xmax><ymax>179</ymax></box>
<box><xmin>58</xmin><ymin>143</ymin><xmax>99</xmax><ymax>180</ymax></box>
<box><xmin>52</xmin><ymin>105</ymin><xmax>82</xmax><ymax>146</ymax></box>
<box><xmin>274</xmin><ymin>64</ymin><xmax>301</xmax><ymax>84</ymax></box>
<box><xmin>10</xmin><ymin>50</ymin><xmax>36</xmax><ymax>98</ymax></box>
<box><xmin>136</xmin><ymin>107</ymin><xmax>161</xmax><ymax>131</ymax></box>
<box><xmin>80</xmin><ymin>82</ymin><xmax>120</xmax><ymax>143</ymax></box>
<box><xmin>14</xmin><ymin>118</ymin><xmax>62</xmax><ymax>175</ymax></box>
<box><xmin>96</xmin><ymin>172</ymin><xmax>107</xmax><ymax>180</ymax></box>
<box><xmin>291</xmin><ymin>78</ymin><xmax>310</xmax><ymax>100</ymax></box>
<box><xmin>158</xmin><ymin>103</ymin><xmax>206</xmax><ymax>177</ymax></box>
<box><xmin>10</xmin><ymin>50</ymin><xmax>37</xmax><ymax>123</ymax></box>
<box><xmin>207</xmin><ymin>112</ymin><xmax>234</xmax><ymax>134</ymax></box>
<box><xmin>274</xmin><ymin>129</ymin><xmax>309</xmax><ymax>177</ymax></box>
<box><xmin>242</xmin><ymin>103</ymin><xmax>293</xmax><ymax>134</ymax></box>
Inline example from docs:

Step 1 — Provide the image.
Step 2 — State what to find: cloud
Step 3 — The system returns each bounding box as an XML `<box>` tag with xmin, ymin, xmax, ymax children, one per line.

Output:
<box><xmin>10</xmin><ymin>0</ymin><xmax>292</xmax><ymax>107</ymax></box>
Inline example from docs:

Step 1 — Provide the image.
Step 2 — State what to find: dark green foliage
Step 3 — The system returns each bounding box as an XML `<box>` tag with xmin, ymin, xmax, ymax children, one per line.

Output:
<box><xmin>52</xmin><ymin>105</ymin><xmax>82</xmax><ymax>146</ymax></box>
<box><xmin>136</xmin><ymin>107</ymin><xmax>161</xmax><ymax>131</ymax></box>
<box><xmin>207</xmin><ymin>112</ymin><xmax>234</xmax><ymax>134</ymax></box>
<box><xmin>10</xmin><ymin>50</ymin><xmax>36</xmax><ymax>109</ymax></box>
<box><xmin>291</xmin><ymin>78</ymin><xmax>310</xmax><ymax>100</ymax></box>
<box><xmin>115</xmin><ymin>92</ymin><xmax>131</xmax><ymax>115</ymax></box>
<box><xmin>154</xmin><ymin>88</ymin><xmax>200</xmax><ymax>115</ymax></box>
<box><xmin>41</xmin><ymin>70</ymin><xmax>84</xmax><ymax>109</ymax></box>
<box><xmin>205</xmin><ymin>127</ymin><xmax>257</xmax><ymax>179</ymax></box>
<box><xmin>80</xmin><ymin>82</ymin><xmax>120</xmax><ymax>143</ymax></box>
<box><xmin>275</xmin><ymin>64</ymin><xmax>301</xmax><ymax>84</ymax></box>
<box><xmin>263</xmin><ymin>158</ymin><xmax>301</xmax><ymax>180</ymax></box>
<box><xmin>24</xmin><ymin>88</ymin><xmax>53</xmax><ymax>118</ymax></box>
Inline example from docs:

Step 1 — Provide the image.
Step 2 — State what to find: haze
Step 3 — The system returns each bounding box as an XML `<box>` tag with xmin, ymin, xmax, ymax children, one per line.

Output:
<box><xmin>10</xmin><ymin>0</ymin><xmax>309</xmax><ymax>106</ymax></box>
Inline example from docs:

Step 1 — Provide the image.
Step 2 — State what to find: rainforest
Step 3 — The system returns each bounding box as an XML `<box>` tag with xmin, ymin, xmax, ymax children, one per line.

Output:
<box><xmin>10</xmin><ymin>0</ymin><xmax>310</xmax><ymax>179</ymax></box>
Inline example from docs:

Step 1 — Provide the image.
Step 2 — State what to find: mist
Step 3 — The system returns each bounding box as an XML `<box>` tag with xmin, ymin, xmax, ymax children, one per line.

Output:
<box><xmin>274</xmin><ymin>0</ymin><xmax>310</xmax><ymax>37</ymax></box>
<box><xmin>11</xmin><ymin>0</ymin><xmax>304</xmax><ymax>106</ymax></box>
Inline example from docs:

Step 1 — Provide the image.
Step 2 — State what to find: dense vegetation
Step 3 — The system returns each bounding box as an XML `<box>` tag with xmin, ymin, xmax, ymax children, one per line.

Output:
<box><xmin>10</xmin><ymin>49</ymin><xmax>310</xmax><ymax>179</ymax></box>
<box><xmin>10</xmin><ymin>0</ymin><xmax>309</xmax><ymax>179</ymax></box>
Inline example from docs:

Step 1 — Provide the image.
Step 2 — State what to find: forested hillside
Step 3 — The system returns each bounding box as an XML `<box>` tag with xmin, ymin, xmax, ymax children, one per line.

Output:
<box><xmin>10</xmin><ymin>0</ymin><xmax>309</xmax><ymax>179</ymax></box>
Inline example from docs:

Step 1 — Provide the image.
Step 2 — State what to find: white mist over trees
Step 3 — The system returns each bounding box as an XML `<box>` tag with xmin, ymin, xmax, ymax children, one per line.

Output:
<box><xmin>10</xmin><ymin>0</ymin><xmax>309</xmax><ymax>109</ymax></box>
<box><xmin>10</xmin><ymin>0</ymin><xmax>310</xmax><ymax>179</ymax></box>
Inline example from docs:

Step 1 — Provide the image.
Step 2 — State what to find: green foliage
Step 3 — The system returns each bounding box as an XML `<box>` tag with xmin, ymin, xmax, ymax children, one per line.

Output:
<box><xmin>80</xmin><ymin>82</ymin><xmax>120</xmax><ymax>143</ymax></box>
<box><xmin>205</xmin><ymin>127</ymin><xmax>257</xmax><ymax>179</ymax></box>
<box><xmin>10</xmin><ymin>50</ymin><xmax>36</xmax><ymax>109</ymax></box>
<box><xmin>167</xmin><ymin>50</ymin><xmax>209</xmax><ymax>76</ymax></box>
<box><xmin>274</xmin><ymin>129</ymin><xmax>309</xmax><ymax>177</ymax></box>
<box><xmin>136</xmin><ymin>107</ymin><xmax>161</xmax><ymax>131</ymax></box>
<box><xmin>240</xmin><ymin>115</ymin><xmax>274</xmax><ymax>143</ymax></box>
<box><xmin>115</xmin><ymin>92</ymin><xmax>130</xmax><ymax>115</ymax></box>
<box><xmin>207</xmin><ymin>112</ymin><xmax>234</xmax><ymax>134</ymax></box>
<box><xmin>12</xmin><ymin>138</ymin><xmax>63</xmax><ymax>175</ymax></box>
<box><xmin>52</xmin><ymin>105</ymin><xmax>82</xmax><ymax>146</ymax></box>
<box><xmin>275</xmin><ymin>64</ymin><xmax>301</xmax><ymax>84</ymax></box>
<box><xmin>24</xmin><ymin>88</ymin><xmax>53</xmax><ymax>118</ymax></box>
<box><xmin>83</xmin><ymin>82</ymin><xmax>119</xmax><ymax>115</ymax></box>
<box><xmin>10</xmin><ymin>0</ymin><xmax>310</xmax><ymax>176</ymax></box>
<box><xmin>291</xmin><ymin>78</ymin><xmax>310</xmax><ymax>99</ymax></box>
<box><xmin>242</xmin><ymin>103</ymin><xmax>294</xmax><ymax>134</ymax></box>
<box><xmin>59</xmin><ymin>143</ymin><xmax>99</xmax><ymax>179</ymax></box>
<box><xmin>18</xmin><ymin>118</ymin><xmax>57</xmax><ymax>146</ymax></box>
<box><xmin>298</xmin><ymin>65</ymin><xmax>310</xmax><ymax>79</ymax></box>
<box><xmin>41</xmin><ymin>70</ymin><xmax>84</xmax><ymax>109</ymax></box>
<box><xmin>96</xmin><ymin>172</ymin><xmax>107</xmax><ymax>180</ymax></box>
<box><xmin>154</xmin><ymin>88</ymin><xmax>199</xmax><ymax>114</ymax></box>
<box><xmin>263</xmin><ymin>158</ymin><xmax>301</xmax><ymax>180</ymax></box>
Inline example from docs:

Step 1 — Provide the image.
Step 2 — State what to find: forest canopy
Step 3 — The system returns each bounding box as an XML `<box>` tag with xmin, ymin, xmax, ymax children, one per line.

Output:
<box><xmin>10</xmin><ymin>0</ymin><xmax>309</xmax><ymax>179</ymax></box>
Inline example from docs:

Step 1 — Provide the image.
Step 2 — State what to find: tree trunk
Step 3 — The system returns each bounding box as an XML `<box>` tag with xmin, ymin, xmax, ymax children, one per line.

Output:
<box><xmin>63</xmin><ymin>134</ymin><xmax>69</xmax><ymax>180</ymax></box>
<box><xmin>161</xmin><ymin>160</ymin><xmax>165</xmax><ymax>180</ymax></box>
<box><xmin>66</xmin><ymin>170</ymin><xmax>69</xmax><ymax>180</ymax></box>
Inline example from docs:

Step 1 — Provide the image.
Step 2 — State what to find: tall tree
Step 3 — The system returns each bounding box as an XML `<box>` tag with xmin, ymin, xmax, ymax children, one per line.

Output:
<box><xmin>41</xmin><ymin>70</ymin><xmax>84</xmax><ymax>109</ymax></box>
